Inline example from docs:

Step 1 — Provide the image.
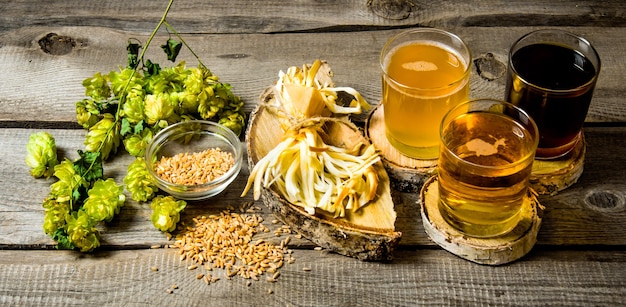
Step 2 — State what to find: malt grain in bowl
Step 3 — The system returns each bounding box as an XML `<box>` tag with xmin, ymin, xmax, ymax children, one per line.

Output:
<box><xmin>145</xmin><ymin>120</ymin><xmax>243</xmax><ymax>200</ymax></box>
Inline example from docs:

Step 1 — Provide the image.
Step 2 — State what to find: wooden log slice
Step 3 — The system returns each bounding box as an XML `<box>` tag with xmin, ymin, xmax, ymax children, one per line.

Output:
<box><xmin>365</xmin><ymin>104</ymin><xmax>437</xmax><ymax>193</ymax></box>
<box><xmin>245</xmin><ymin>101</ymin><xmax>402</xmax><ymax>261</ymax></box>
<box><xmin>419</xmin><ymin>176</ymin><xmax>543</xmax><ymax>265</ymax></box>
<box><xmin>530</xmin><ymin>134</ymin><xmax>586</xmax><ymax>195</ymax></box>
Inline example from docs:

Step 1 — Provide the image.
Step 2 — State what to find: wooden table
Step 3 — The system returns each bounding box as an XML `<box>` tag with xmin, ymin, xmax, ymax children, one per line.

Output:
<box><xmin>1</xmin><ymin>0</ymin><xmax>625</xmax><ymax>305</ymax></box>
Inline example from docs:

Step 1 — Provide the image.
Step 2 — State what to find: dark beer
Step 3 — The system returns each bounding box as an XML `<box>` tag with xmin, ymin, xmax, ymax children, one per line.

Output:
<box><xmin>505</xmin><ymin>42</ymin><xmax>598</xmax><ymax>158</ymax></box>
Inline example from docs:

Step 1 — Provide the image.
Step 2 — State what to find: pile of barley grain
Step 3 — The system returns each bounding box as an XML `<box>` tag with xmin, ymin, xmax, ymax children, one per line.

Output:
<box><xmin>171</xmin><ymin>204</ymin><xmax>294</xmax><ymax>285</ymax></box>
<box><xmin>155</xmin><ymin>147</ymin><xmax>234</xmax><ymax>185</ymax></box>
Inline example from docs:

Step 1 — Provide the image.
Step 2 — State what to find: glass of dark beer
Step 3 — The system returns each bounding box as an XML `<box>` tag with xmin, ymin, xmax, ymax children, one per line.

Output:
<box><xmin>504</xmin><ymin>29</ymin><xmax>601</xmax><ymax>159</ymax></box>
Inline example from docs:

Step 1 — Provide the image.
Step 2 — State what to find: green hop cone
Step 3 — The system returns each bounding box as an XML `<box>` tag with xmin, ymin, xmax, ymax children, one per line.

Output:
<box><xmin>76</xmin><ymin>99</ymin><xmax>101</xmax><ymax>129</ymax></box>
<box><xmin>183</xmin><ymin>66</ymin><xmax>205</xmax><ymax>94</ymax></box>
<box><xmin>171</xmin><ymin>91</ymin><xmax>199</xmax><ymax>115</ymax></box>
<box><xmin>82</xmin><ymin>72</ymin><xmax>111</xmax><ymax>101</ymax></box>
<box><xmin>218</xmin><ymin>109</ymin><xmax>246</xmax><ymax>137</ymax></box>
<box><xmin>108</xmin><ymin>68</ymin><xmax>144</xmax><ymax>98</ymax></box>
<box><xmin>85</xmin><ymin>113</ymin><xmax>122</xmax><ymax>161</ymax></box>
<box><xmin>150</xmin><ymin>195</ymin><xmax>186</xmax><ymax>232</ymax></box>
<box><xmin>25</xmin><ymin>132</ymin><xmax>59</xmax><ymax>179</ymax></box>
<box><xmin>121</xmin><ymin>87</ymin><xmax>147</xmax><ymax>124</ymax></box>
<box><xmin>42</xmin><ymin>197</ymin><xmax>70</xmax><ymax>236</ymax></box>
<box><xmin>50</xmin><ymin>159</ymin><xmax>88</xmax><ymax>203</ymax></box>
<box><xmin>65</xmin><ymin>210</ymin><xmax>100</xmax><ymax>252</ymax></box>
<box><xmin>224</xmin><ymin>94</ymin><xmax>244</xmax><ymax>113</ymax></box>
<box><xmin>145</xmin><ymin>62</ymin><xmax>187</xmax><ymax>95</ymax></box>
<box><xmin>124</xmin><ymin>157</ymin><xmax>158</xmax><ymax>202</ymax></box>
<box><xmin>197</xmin><ymin>85</ymin><xmax>225</xmax><ymax>120</ymax></box>
<box><xmin>144</xmin><ymin>93</ymin><xmax>175</xmax><ymax>127</ymax></box>
<box><xmin>82</xmin><ymin>178</ymin><xmax>125</xmax><ymax>223</ymax></box>
<box><xmin>122</xmin><ymin>128</ymin><xmax>153</xmax><ymax>157</ymax></box>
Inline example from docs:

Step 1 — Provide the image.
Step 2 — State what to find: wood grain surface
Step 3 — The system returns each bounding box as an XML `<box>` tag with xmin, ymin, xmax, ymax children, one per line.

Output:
<box><xmin>1</xmin><ymin>249</ymin><xmax>625</xmax><ymax>306</ymax></box>
<box><xmin>1</xmin><ymin>0</ymin><xmax>625</xmax><ymax>305</ymax></box>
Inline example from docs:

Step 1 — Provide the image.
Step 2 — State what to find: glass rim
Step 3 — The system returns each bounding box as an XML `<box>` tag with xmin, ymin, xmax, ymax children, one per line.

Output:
<box><xmin>380</xmin><ymin>28</ymin><xmax>472</xmax><ymax>92</ymax></box>
<box><xmin>508</xmin><ymin>29</ymin><xmax>601</xmax><ymax>94</ymax></box>
<box><xmin>439</xmin><ymin>98</ymin><xmax>539</xmax><ymax>170</ymax></box>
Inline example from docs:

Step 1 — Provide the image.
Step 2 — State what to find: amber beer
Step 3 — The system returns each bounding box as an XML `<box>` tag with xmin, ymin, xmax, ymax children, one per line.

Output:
<box><xmin>505</xmin><ymin>30</ymin><xmax>601</xmax><ymax>159</ymax></box>
<box><xmin>438</xmin><ymin>100</ymin><xmax>539</xmax><ymax>238</ymax></box>
<box><xmin>381</xmin><ymin>29</ymin><xmax>471</xmax><ymax>160</ymax></box>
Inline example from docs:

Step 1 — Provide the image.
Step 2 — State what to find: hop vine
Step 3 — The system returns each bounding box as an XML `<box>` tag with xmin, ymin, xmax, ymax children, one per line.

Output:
<box><xmin>26</xmin><ymin>0</ymin><xmax>244</xmax><ymax>252</ymax></box>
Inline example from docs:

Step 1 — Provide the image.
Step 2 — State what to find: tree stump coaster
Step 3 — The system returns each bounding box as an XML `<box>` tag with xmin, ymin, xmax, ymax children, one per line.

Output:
<box><xmin>419</xmin><ymin>176</ymin><xmax>543</xmax><ymax>265</ymax></box>
<box><xmin>530</xmin><ymin>134</ymin><xmax>586</xmax><ymax>195</ymax></box>
<box><xmin>365</xmin><ymin>104</ymin><xmax>437</xmax><ymax>193</ymax></box>
<box><xmin>246</xmin><ymin>102</ymin><xmax>402</xmax><ymax>261</ymax></box>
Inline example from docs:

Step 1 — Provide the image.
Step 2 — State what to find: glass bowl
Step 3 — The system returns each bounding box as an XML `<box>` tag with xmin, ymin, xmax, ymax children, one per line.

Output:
<box><xmin>144</xmin><ymin>120</ymin><xmax>243</xmax><ymax>200</ymax></box>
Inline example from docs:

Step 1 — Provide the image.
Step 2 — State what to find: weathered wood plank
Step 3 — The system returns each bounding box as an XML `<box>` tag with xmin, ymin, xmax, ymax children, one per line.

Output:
<box><xmin>1</xmin><ymin>0</ymin><xmax>625</xmax><ymax>304</ymax></box>
<box><xmin>0</xmin><ymin>127</ymin><xmax>315</xmax><ymax>248</ymax></box>
<box><xmin>1</xmin><ymin>0</ymin><xmax>624</xmax><ymax>34</ymax></box>
<box><xmin>2</xmin><ymin>126</ymin><xmax>625</xmax><ymax>248</ymax></box>
<box><xmin>0</xmin><ymin>249</ymin><xmax>624</xmax><ymax>306</ymax></box>
<box><xmin>0</xmin><ymin>27</ymin><xmax>624</xmax><ymax>125</ymax></box>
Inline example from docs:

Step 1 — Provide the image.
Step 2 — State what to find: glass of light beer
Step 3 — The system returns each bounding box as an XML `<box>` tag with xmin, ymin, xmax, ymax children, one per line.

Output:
<box><xmin>380</xmin><ymin>28</ymin><xmax>471</xmax><ymax>160</ymax></box>
<box><xmin>505</xmin><ymin>29</ymin><xmax>601</xmax><ymax>159</ymax></box>
<box><xmin>438</xmin><ymin>99</ymin><xmax>539</xmax><ymax>238</ymax></box>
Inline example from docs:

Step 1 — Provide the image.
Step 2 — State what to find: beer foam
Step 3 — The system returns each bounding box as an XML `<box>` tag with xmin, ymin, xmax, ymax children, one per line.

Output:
<box><xmin>402</xmin><ymin>61</ymin><xmax>438</xmax><ymax>72</ymax></box>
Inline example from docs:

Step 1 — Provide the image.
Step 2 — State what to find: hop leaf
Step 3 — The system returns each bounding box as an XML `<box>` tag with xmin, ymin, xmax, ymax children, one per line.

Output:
<box><xmin>65</xmin><ymin>210</ymin><xmax>100</xmax><ymax>252</ymax></box>
<box><xmin>126</xmin><ymin>41</ymin><xmax>142</xmax><ymax>69</ymax></box>
<box><xmin>161</xmin><ymin>38</ymin><xmax>183</xmax><ymax>62</ymax></box>
<box><xmin>51</xmin><ymin>228</ymin><xmax>74</xmax><ymax>250</ymax></box>
<box><xmin>150</xmin><ymin>196</ymin><xmax>186</xmax><ymax>232</ymax></box>
<box><xmin>42</xmin><ymin>198</ymin><xmax>70</xmax><ymax>236</ymax></box>
<box><xmin>124</xmin><ymin>157</ymin><xmax>158</xmax><ymax>202</ymax></box>
<box><xmin>25</xmin><ymin>132</ymin><xmax>59</xmax><ymax>179</ymax></box>
<box><xmin>73</xmin><ymin>150</ymin><xmax>103</xmax><ymax>183</ymax></box>
<box><xmin>85</xmin><ymin>114</ymin><xmax>122</xmax><ymax>161</ymax></box>
<box><xmin>143</xmin><ymin>59</ymin><xmax>161</xmax><ymax>77</ymax></box>
<box><xmin>82</xmin><ymin>178</ymin><xmax>125</xmax><ymax>223</ymax></box>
